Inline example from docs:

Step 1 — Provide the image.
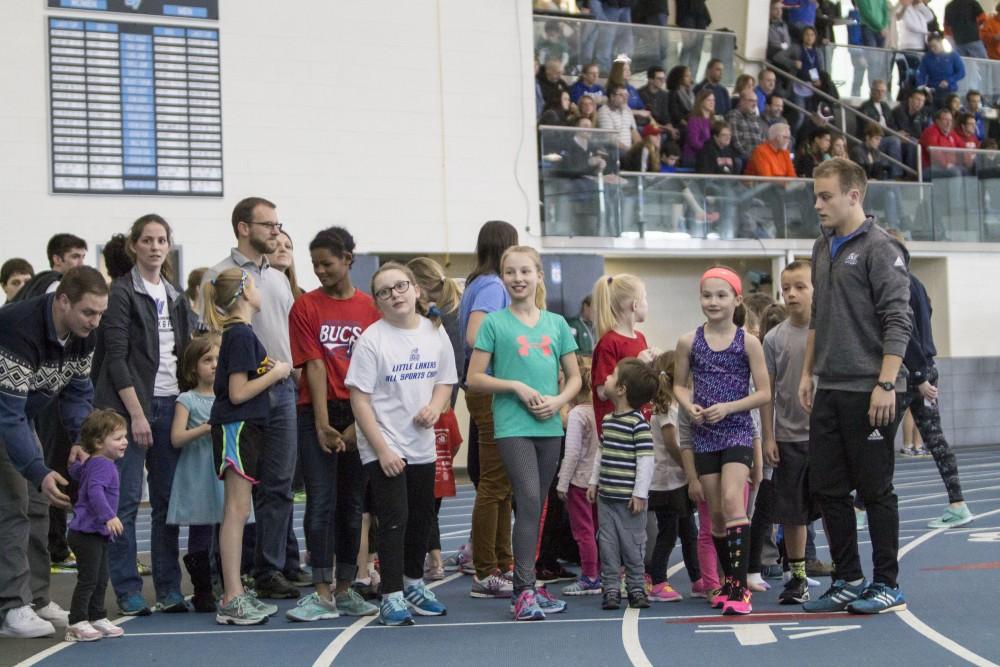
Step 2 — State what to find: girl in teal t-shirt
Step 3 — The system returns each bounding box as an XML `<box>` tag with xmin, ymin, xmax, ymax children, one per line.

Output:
<box><xmin>467</xmin><ymin>246</ymin><xmax>581</xmax><ymax>621</ymax></box>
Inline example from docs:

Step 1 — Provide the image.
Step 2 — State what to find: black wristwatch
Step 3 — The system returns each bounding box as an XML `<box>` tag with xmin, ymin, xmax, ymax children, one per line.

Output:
<box><xmin>877</xmin><ymin>381</ymin><xmax>895</xmax><ymax>392</ymax></box>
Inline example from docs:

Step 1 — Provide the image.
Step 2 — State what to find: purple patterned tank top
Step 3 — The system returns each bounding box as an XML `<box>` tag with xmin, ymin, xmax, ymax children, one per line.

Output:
<box><xmin>690</xmin><ymin>325</ymin><xmax>754</xmax><ymax>453</ymax></box>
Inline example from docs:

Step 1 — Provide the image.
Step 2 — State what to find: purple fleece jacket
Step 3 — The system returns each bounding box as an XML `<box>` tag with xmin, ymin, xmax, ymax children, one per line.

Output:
<box><xmin>68</xmin><ymin>456</ymin><xmax>120</xmax><ymax>538</ymax></box>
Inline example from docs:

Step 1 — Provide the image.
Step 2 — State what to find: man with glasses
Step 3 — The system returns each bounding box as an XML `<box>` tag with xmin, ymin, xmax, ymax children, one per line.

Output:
<box><xmin>639</xmin><ymin>66</ymin><xmax>679</xmax><ymax>141</ymax></box>
<box><xmin>204</xmin><ymin>197</ymin><xmax>308</xmax><ymax>599</ymax></box>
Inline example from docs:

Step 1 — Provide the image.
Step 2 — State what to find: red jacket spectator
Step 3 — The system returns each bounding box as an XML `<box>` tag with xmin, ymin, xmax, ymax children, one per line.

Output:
<box><xmin>920</xmin><ymin>111</ymin><xmax>962</xmax><ymax>168</ymax></box>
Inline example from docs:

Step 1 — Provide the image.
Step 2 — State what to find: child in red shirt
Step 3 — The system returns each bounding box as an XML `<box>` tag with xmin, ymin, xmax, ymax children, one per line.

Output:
<box><xmin>425</xmin><ymin>409</ymin><xmax>463</xmax><ymax>580</ymax></box>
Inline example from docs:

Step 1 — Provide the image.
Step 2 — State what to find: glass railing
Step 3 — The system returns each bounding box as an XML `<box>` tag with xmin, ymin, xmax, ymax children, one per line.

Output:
<box><xmin>533</xmin><ymin>15</ymin><xmax>737</xmax><ymax>87</ymax></box>
<box><xmin>925</xmin><ymin>147</ymin><xmax>1000</xmax><ymax>243</ymax></box>
<box><xmin>824</xmin><ymin>43</ymin><xmax>898</xmax><ymax>101</ymax></box>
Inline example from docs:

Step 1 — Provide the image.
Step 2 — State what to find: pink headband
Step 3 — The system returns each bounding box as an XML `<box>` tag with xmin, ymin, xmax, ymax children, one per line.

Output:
<box><xmin>700</xmin><ymin>267</ymin><xmax>742</xmax><ymax>296</ymax></box>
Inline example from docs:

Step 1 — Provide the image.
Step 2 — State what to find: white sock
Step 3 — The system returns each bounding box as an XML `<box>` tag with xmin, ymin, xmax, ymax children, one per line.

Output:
<box><xmin>848</xmin><ymin>578</ymin><xmax>864</xmax><ymax>587</ymax></box>
<box><xmin>355</xmin><ymin>576</ymin><xmax>371</xmax><ymax>585</ymax></box>
<box><xmin>403</xmin><ymin>576</ymin><xmax>423</xmax><ymax>590</ymax></box>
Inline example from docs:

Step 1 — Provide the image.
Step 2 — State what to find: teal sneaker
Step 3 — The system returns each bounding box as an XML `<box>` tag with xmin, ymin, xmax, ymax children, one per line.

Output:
<box><xmin>802</xmin><ymin>579</ymin><xmax>867</xmax><ymax>613</ymax></box>
<box><xmin>118</xmin><ymin>593</ymin><xmax>151</xmax><ymax>616</ymax></box>
<box><xmin>404</xmin><ymin>582</ymin><xmax>447</xmax><ymax>616</ymax></box>
<box><xmin>927</xmin><ymin>504</ymin><xmax>973</xmax><ymax>529</ymax></box>
<box><xmin>286</xmin><ymin>593</ymin><xmax>340</xmax><ymax>622</ymax></box>
<box><xmin>378</xmin><ymin>591</ymin><xmax>414</xmax><ymax>626</ymax></box>
<box><xmin>155</xmin><ymin>591</ymin><xmax>189</xmax><ymax>614</ymax></box>
<box><xmin>244</xmin><ymin>589</ymin><xmax>278</xmax><ymax>616</ymax></box>
<box><xmin>847</xmin><ymin>582</ymin><xmax>907</xmax><ymax>614</ymax></box>
<box><xmin>335</xmin><ymin>587</ymin><xmax>378</xmax><ymax>616</ymax></box>
<box><xmin>216</xmin><ymin>593</ymin><xmax>269</xmax><ymax>626</ymax></box>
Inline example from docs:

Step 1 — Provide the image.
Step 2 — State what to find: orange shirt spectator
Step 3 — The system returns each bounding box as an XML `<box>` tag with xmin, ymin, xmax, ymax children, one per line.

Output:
<box><xmin>745</xmin><ymin>123</ymin><xmax>796</xmax><ymax>177</ymax></box>
<box><xmin>981</xmin><ymin>10</ymin><xmax>1000</xmax><ymax>60</ymax></box>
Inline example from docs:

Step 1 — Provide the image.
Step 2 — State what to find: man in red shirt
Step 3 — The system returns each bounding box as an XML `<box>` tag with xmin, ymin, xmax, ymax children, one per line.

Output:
<box><xmin>919</xmin><ymin>109</ymin><xmax>962</xmax><ymax>171</ymax></box>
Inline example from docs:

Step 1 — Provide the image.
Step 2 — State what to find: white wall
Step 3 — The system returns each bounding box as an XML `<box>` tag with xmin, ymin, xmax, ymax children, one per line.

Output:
<box><xmin>943</xmin><ymin>253</ymin><xmax>1000</xmax><ymax>357</ymax></box>
<box><xmin>0</xmin><ymin>0</ymin><xmax>539</xmax><ymax>279</ymax></box>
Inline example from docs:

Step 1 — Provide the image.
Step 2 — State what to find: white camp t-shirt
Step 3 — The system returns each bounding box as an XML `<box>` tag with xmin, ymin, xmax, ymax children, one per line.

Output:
<box><xmin>345</xmin><ymin>317</ymin><xmax>458</xmax><ymax>466</ymax></box>
<box><xmin>649</xmin><ymin>405</ymin><xmax>687</xmax><ymax>492</ymax></box>
<box><xmin>142</xmin><ymin>277</ymin><xmax>178</xmax><ymax>396</ymax></box>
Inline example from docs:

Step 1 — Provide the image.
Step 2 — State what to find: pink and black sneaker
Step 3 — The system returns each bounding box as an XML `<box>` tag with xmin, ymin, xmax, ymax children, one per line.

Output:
<box><xmin>711</xmin><ymin>578</ymin><xmax>734</xmax><ymax>609</ymax></box>
<box><xmin>722</xmin><ymin>586</ymin><xmax>752</xmax><ymax>615</ymax></box>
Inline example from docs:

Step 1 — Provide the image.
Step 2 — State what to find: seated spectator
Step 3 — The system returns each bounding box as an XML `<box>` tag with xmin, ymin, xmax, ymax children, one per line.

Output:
<box><xmin>570</xmin><ymin>63</ymin><xmax>607</xmax><ymax>105</ymax></box>
<box><xmin>696</xmin><ymin>120</ymin><xmax>742</xmax><ymax>175</ymax></box>
<box><xmin>1</xmin><ymin>258</ymin><xmax>34</xmax><ymax>304</ymax></box>
<box><xmin>830</xmin><ymin>133</ymin><xmax>849</xmax><ymax>159</ymax></box>
<box><xmin>851</xmin><ymin>124</ymin><xmax>893</xmax><ymax>180</ymax></box>
<box><xmin>538</xmin><ymin>57</ymin><xmax>571</xmax><ymax>109</ymax></box>
<box><xmin>892</xmin><ymin>87</ymin><xmax>932</xmax><ymax>139</ymax></box>
<box><xmin>598</xmin><ymin>84</ymin><xmax>641</xmax><ymax>157</ymax></box>
<box><xmin>944</xmin><ymin>0</ymin><xmax>990</xmax><ymax>58</ymax></box>
<box><xmin>756</xmin><ymin>68</ymin><xmax>779</xmax><ymax>114</ymax></box>
<box><xmin>640</xmin><ymin>66</ymin><xmax>680</xmax><ymax>140</ymax></box>
<box><xmin>746</xmin><ymin>122</ymin><xmax>796</xmax><ymax>177</ymax></box>
<box><xmin>539</xmin><ymin>91</ymin><xmax>573</xmax><ymax>127</ymax></box>
<box><xmin>666</xmin><ymin>65</ymin><xmax>695</xmax><ymax>128</ymax></box>
<box><xmin>730</xmin><ymin>73</ymin><xmax>757</xmax><ymax>110</ymax></box>
<box><xmin>858</xmin><ymin>79</ymin><xmax>905</xmax><ymax>178</ymax></box>
<box><xmin>920</xmin><ymin>108</ymin><xmax>963</xmax><ymax>170</ymax></box>
<box><xmin>694</xmin><ymin>59</ymin><xmax>731</xmax><ymax>115</ymax></box>
<box><xmin>556</xmin><ymin>118</ymin><xmax>611</xmax><ymax>177</ymax></box>
<box><xmin>659</xmin><ymin>141</ymin><xmax>684</xmax><ymax>172</ymax></box>
<box><xmin>727</xmin><ymin>88</ymin><xmax>769</xmax><ymax>161</ymax></box>
<box><xmin>537</xmin><ymin>20</ymin><xmax>570</xmax><ymax>68</ymax></box>
<box><xmin>955</xmin><ymin>112</ymin><xmax>982</xmax><ymax>147</ymax></box>
<box><xmin>622</xmin><ymin>125</ymin><xmax>664</xmax><ymax>171</ymax></box>
<box><xmin>609</xmin><ymin>58</ymin><xmax>653</xmax><ymax>125</ymax></box>
<box><xmin>575</xmin><ymin>94</ymin><xmax>599</xmax><ymax>126</ymax></box>
<box><xmin>775</xmin><ymin>26</ymin><xmax>827</xmax><ymax>112</ymax></box>
<box><xmin>944</xmin><ymin>93</ymin><xmax>963</xmax><ymax>117</ymax></box>
<box><xmin>794</xmin><ymin>127</ymin><xmax>833</xmax><ymax>177</ymax></box>
<box><xmin>794</xmin><ymin>107</ymin><xmax>834</xmax><ymax>152</ymax></box>
<box><xmin>768</xmin><ymin>0</ymin><xmax>793</xmax><ymax>61</ymax></box>
<box><xmin>963</xmin><ymin>90</ymin><xmax>986</xmax><ymax>140</ymax></box>
<box><xmin>981</xmin><ymin>2</ymin><xmax>1000</xmax><ymax>60</ymax></box>
<box><xmin>917</xmin><ymin>34</ymin><xmax>966</xmax><ymax>107</ymax></box>
<box><xmin>681</xmin><ymin>88</ymin><xmax>717</xmax><ymax>166</ymax></box>
<box><xmin>763</xmin><ymin>93</ymin><xmax>788</xmax><ymax>127</ymax></box>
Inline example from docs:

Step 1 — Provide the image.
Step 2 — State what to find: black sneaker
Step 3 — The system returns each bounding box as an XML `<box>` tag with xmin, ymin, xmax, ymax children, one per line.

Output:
<box><xmin>352</xmin><ymin>580</ymin><xmax>379</xmax><ymax>601</ymax></box>
<box><xmin>779</xmin><ymin>576</ymin><xmax>810</xmax><ymax>605</ymax></box>
<box><xmin>602</xmin><ymin>589</ymin><xmax>621</xmax><ymax>610</ymax></box>
<box><xmin>254</xmin><ymin>572</ymin><xmax>300</xmax><ymax>599</ymax></box>
<box><xmin>627</xmin><ymin>589</ymin><xmax>650</xmax><ymax>609</ymax></box>
<box><xmin>535</xmin><ymin>565</ymin><xmax>577</xmax><ymax>583</ymax></box>
<box><xmin>283</xmin><ymin>567</ymin><xmax>314</xmax><ymax>588</ymax></box>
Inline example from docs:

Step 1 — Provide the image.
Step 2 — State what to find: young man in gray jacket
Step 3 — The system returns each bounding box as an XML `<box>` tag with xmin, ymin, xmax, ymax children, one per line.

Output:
<box><xmin>797</xmin><ymin>158</ymin><xmax>912</xmax><ymax>615</ymax></box>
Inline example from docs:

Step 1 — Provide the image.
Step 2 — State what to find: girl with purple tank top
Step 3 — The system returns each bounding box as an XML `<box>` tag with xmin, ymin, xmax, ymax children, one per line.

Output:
<box><xmin>673</xmin><ymin>267</ymin><xmax>770</xmax><ymax>617</ymax></box>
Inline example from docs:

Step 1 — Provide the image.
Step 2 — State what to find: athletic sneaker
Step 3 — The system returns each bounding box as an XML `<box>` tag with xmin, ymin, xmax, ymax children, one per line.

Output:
<box><xmin>628</xmin><ymin>589</ymin><xmax>651</xmax><ymax>609</ymax></box>
<box><xmin>512</xmin><ymin>590</ymin><xmax>545</xmax><ymax>621</ymax></box>
<box><xmin>117</xmin><ymin>593</ymin><xmax>152</xmax><ymax>616</ymax></box>
<box><xmin>913</xmin><ymin>446</ymin><xmax>932</xmax><ymax>458</ymax></box>
<box><xmin>779</xmin><ymin>577</ymin><xmax>810</xmax><ymax>605</ymax></box>
<box><xmin>35</xmin><ymin>601</ymin><xmax>69</xmax><ymax>624</ymax></box>
<box><xmin>91</xmin><ymin>618</ymin><xmax>125</xmax><ymax>637</ymax></box>
<box><xmin>137</xmin><ymin>560</ymin><xmax>152</xmax><ymax>576</ymax></box>
<box><xmin>562</xmin><ymin>575</ymin><xmax>602</xmax><ymax>596</ymax></box>
<box><xmin>602</xmin><ymin>589</ymin><xmax>622</xmax><ymax>610</ymax></box>
<box><xmin>50</xmin><ymin>552</ymin><xmax>78</xmax><ymax>573</ymax></box>
<box><xmin>722</xmin><ymin>587</ymin><xmax>752</xmax><ymax>615</ymax></box>
<box><xmin>424</xmin><ymin>556</ymin><xmax>445</xmax><ymax>581</ymax></box>
<box><xmin>155</xmin><ymin>590</ymin><xmax>189</xmax><ymax>613</ymax></box>
<box><xmin>442</xmin><ymin>542</ymin><xmax>471</xmax><ymax>572</ymax></box>
<box><xmin>378</xmin><ymin>591</ymin><xmax>414</xmax><ymax>626</ymax></box>
<box><xmin>761</xmin><ymin>564</ymin><xmax>783</xmax><ymax>579</ymax></box>
<box><xmin>470</xmin><ymin>570</ymin><xmax>513</xmax><ymax>598</ymax></box>
<box><xmin>216</xmin><ymin>593</ymin><xmax>269</xmax><ymax>625</ymax></box>
<box><xmin>648</xmin><ymin>582</ymin><xmax>683</xmax><ymax>602</ymax></box>
<box><xmin>404</xmin><ymin>582</ymin><xmax>447</xmax><ymax>616</ymax></box>
<box><xmin>847</xmin><ymin>582</ymin><xmax>907</xmax><ymax>614</ymax></box>
<box><xmin>927</xmin><ymin>504</ymin><xmax>974</xmax><ymax>529</ymax></box>
<box><xmin>533</xmin><ymin>586</ymin><xmax>567</xmax><ymax>614</ymax></box>
<box><xmin>244</xmin><ymin>590</ymin><xmax>279</xmax><ymax>616</ymax></box>
<box><xmin>536</xmin><ymin>564</ymin><xmax>576</xmax><ymax>583</ymax></box>
<box><xmin>286</xmin><ymin>593</ymin><xmax>340</xmax><ymax>622</ymax></box>
<box><xmin>335</xmin><ymin>588</ymin><xmax>378</xmax><ymax>616</ymax></box>
<box><xmin>690</xmin><ymin>579</ymin><xmax>712</xmax><ymax>598</ymax></box>
<box><xmin>254</xmin><ymin>571</ymin><xmax>300</xmax><ymax>599</ymax></box>
<box><xmin>351</xmin><ymin>579</ymin><xmax>380</xmax><ymax>601</ymax></box>
<box><xmin>802</xmin><ymin>579</ymin><xmax>867</xmax><ymax>613</ymax></box>
<box><xmin>64</xmin><ymin>620</ymin><xmax>102</xmax><ymax>642</ymax></box>
<box><xmin>899</xmin><ymin>447</ymin><xmax>917</xmax><ymax>457</ymax></box>
<box><xmin>284</xmin><ymin>567</ymin><xmax>314</xmax><ymax>588</ymax></box>
<box><xmin>711</xmin><ymin>579</ymin><xmax>734</xmax><ymax>609</ymax></box>
<box><xmin>0</xmin><ymin>605</ymin><xmax>56</xmax><ymax>638</ymax></box>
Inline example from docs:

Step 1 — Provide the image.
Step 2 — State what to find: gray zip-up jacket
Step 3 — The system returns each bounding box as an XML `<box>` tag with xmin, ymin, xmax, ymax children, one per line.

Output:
<box><xmin>810</xmin><ymin>217</ymin><xmax>912</xmax><ymax>392</ymax></box>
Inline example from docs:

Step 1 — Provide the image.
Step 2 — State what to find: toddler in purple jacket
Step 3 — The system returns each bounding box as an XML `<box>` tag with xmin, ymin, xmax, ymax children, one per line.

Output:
<box><xmin>65</xmin><ymin>409</ymin><xmax>129</xmax><ymax>642</ymax></box>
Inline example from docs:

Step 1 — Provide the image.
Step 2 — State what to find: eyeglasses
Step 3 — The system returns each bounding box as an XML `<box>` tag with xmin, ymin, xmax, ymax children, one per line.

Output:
<box><xmin>375</xmin><ymin>280</ymin><xmax>411</xmax><ymax>301</ymax></box>
<box><xmin>248</xmin><ymin>221</ymin><xmax>283</xmax><ymax>232</ymax></box>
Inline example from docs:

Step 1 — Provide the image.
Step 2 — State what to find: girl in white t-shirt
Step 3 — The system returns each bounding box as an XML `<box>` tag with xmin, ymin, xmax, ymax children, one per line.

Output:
<box><xmin>346</xmin><ymin>262</ymin><xmax>457</xmax><ymax>627</ymax></box>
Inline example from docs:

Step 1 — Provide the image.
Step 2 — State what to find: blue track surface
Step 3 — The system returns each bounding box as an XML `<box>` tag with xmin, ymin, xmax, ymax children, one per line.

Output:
<box><xmin>20</xmin><ymin>446</ymin><xmax>1000</xmax><ymax>667</ymax></box>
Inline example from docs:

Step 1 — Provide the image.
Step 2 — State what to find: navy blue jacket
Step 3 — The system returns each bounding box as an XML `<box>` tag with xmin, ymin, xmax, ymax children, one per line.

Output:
<box><xmin>0</xmin><ymin>294</ymin><xmax>95</xmax><ymax>487</ymax></box>
<box><xmin>903</xmin><ymin>272</ymin><xmax>937</xmax><ymax>385</ymax></box>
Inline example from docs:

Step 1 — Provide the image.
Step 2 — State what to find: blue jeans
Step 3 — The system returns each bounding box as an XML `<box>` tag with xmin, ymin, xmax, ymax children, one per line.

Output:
<box><xmin>588</xmin><ymin>1</ymin><xmax>633</xmax><ymax>73</ymax></box>
<box><xmin>252</xmin><ymin>378</ymin><xmax>299</xmax><ymax>578</ymax></box>
<box><xmin>297</xmin><ymin>402</ymin><xmax>364</xmax><ymax>585</ymax></box>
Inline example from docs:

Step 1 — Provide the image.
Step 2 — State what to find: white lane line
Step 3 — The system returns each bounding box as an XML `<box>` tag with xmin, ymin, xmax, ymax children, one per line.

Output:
<box><xmin>14</xmin><ymin>616</ymin><xmax>135</xmax><ymax>667</ymax></box>
<box><xmin>622</xmin><ymin>560</ymin><xmax>685</xmax><ymax>666</ymax></box>
<box><xmin>896</xmin><ymin>507</ymin><xmax>1000</xmax><ymax>667</ymax></box>
<box><xmin>310</xmin><ymin>571</ymin><xmax>463</xmax><ymax>667</ymax></box>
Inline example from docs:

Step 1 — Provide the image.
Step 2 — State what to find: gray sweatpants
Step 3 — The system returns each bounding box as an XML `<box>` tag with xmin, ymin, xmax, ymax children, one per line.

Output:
<box><xmin>0</xmin><ymin>435</ymin><xmax>51</xmax><ymax>612</ymax></box>
<box><xmin>598</xmin><ymin>497</ymin><xmax>646</xmax><ymax>594</ymax></box>
<box><xmin>496</xmin><ymin>437</ymin><xmax>561</xmax><ymax>594</ymax></box>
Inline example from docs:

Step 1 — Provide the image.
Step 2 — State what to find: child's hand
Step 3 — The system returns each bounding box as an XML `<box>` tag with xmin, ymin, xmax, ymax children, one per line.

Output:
<box><xmin>586</xmin><ymin>485</ymin><xmax>598</xmax><ymax>504</ymax></box>
<box><xmin>341</xmin><ymin>423</ymin><xmax>358</xmax><ymax>450</ymax></box>
<box><xmin>764</xmin><ymin>439</ymin><xmax>780</xmax><ymax>466</ymax></box>
<box><xmin>637</xmin><ymin>348</ymin><xmax>661</xmax><ymax>364</ymax></box>
<box><xmin>688</xmin><ymin>478</ymin><xmax>705</xmax><ymax>503</ymax></box>
<box><xmin>557</xmin><ymin>489</ymin><xmax>568</xmax><ymax>502</ymax></box>
<box><xmin>701</xmin><ymin>402</ymin><xmax>730</xmax><ymax>424</ymax></box>
<box><xmin>629</xmin><ymin>496</ymin><xmax>647</xmax><ymax>514</ymax></box>
<box><xmin>414</xmin><ymin>404</ymin><xmax>441</xmax><ymax>429</ymax></box>
<box><xmin>528</xmin><ymin>396</ymin><xmax>560</xmax><ymax>421</ymax></box>
<box><xmin>688</xmin><ymin>404</ymin><xmax>706</xmax><ymax>425</ymax></box>
<box><xmin>378</xmin><ymin>449</ymin><xmax>406</xmax><ymax>478</ymax></box>
<box><xmin>270</xmin><ymin>360</ymin><xmax>292</xmax><ymax>380</ymax></box>
<box><xmin>106</xmin><ymin>517</ymin><xmax>124</xmax><ymax>537</ymax></box>
<box><xmin>514</xmin><ymin>382</ymin><xmax>543</xmax><ymax>408</ymax></box>
<box><xmin>317</xmin><ymin>424</ymin><xmax>345</xmax><ymax>454</ymax></box>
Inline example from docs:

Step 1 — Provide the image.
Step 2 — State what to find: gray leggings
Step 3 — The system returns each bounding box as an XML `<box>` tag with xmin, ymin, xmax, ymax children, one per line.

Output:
<box><xmin>496</xmin><ymin>437</ymin><xmax>562</xmax><ymax>593</ymax></box>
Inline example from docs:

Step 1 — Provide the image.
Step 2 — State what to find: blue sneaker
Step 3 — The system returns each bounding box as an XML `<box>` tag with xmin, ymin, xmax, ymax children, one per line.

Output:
<box><xmin>379</xmin><ymin>591</ymin><xmax>415</xmax><ymax>626</ymax></box>
<box><xmin>802</xmin><ymin>579</ymin><xmax>867</xmax><ymax>613</ymax></box>
<box><xmin>403</xmin><ymin>582</ymin><xmax>447</xmax><ymax>616</ymax></box>
<box><xmin>847</xmin><ymin>582</ymin><xmax>907</xmax><ymax>615</ymax></box>
<box><xmin>155</xmin><ymin>590</ymin><xmax>189</xmax><ymax>613</ymax></box>
<box><xmin>118</xmin><ymin>593</ymin><xmax>151</xmax><ymax>616</ymax></box>
<box><xmin>533</xmin><ymin>586</ymin><xmax>567</xmax><ymax>614</ymax></box>
<box><xmin>512</xmin><ymin>589</ymin><xmax>545</xmax><ymax>621</ymax></box>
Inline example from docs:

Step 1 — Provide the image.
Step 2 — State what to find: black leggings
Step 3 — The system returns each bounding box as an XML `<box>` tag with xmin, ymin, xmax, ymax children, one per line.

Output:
<box><xmin>365</xmin><ymin>461</ymin><xmax>436</xmax><ymax>594</ymax></box>
<box><xmin>428</xmin><ymin>498</ymin><xmax>444</xmax><ymax>552</ymax></box>
<box><xmin>648</xmin><ymin>489</ymin><xmax>700</xmax><ymax>586</ymax></box>
<box><xmin>67</xmin><ymin>530</ymin><xmax>109</xmax><ymax>624</ymax></box>
<box><xmin>748</xmin><ymin>479</ymin><xmax>775</xmax><ymax>574</ymax></box>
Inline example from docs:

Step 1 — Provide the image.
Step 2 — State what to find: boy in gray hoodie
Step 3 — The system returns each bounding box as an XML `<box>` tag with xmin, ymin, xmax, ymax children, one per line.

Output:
<box><xmin>797</xmin><ymin>158</ymin><xmax>912</xmax><ymax>615</ymax></box>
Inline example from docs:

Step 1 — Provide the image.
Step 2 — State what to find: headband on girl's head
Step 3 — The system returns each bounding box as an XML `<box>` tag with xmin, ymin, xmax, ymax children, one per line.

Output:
<box><xmin>700</xmin><ymin>267</ymin><xmax>742</xmax><ymax>296</ymax></box>
<box><xmin>214</xmin><ymin>270</ymin><xmax>250</xmax><ymax>308</ymax></box>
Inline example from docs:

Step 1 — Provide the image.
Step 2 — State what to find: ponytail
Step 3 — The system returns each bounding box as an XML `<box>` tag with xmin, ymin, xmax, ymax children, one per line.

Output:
<box><xmin>591</xmin><ymin>273</ymin><xmax>644</xmax><ymax>339</ymax></box>
<box><xmin>406</xmin><ymin>257</ymin><xmax>463</xmax><ymax>314</ymax></box>
<box><xmin>734</xmin><ymin>303</ymin><xmax>747</xmax><ymax>328</ymax></box>
<box><xmin>652</xmin><ymin>350</ymin><xmax>676</xmax><ymax>414</ymax></box>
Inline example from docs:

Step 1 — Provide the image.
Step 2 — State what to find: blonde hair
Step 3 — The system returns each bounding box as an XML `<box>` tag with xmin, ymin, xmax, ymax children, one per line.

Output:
<box><xmin>652</xmin><ymin>350</ymin><xmax>676</xmax><ymax>414</ymax></box>
<box><xmin>407</xmin><ymin>257</ymin><xmax>462</xmax><ymax>314</ymax></box>
<box><xmin>501</xmin><ymin>246</ymin><xmax>547</xmax><ymax>310</ymax></box>
<box><xmin>574</xmin><ymin>355</ymin><xmax>592</xmax><ymax>404</ymax></box>
<box><xmin>79</xmin><ymin>409</ymin><xmax>127</xmax><ymax>455</ymax></box>
<box><xmin>201</xmin><ymin>267</ymin><xmax>251</xmax><ymax>332</ymax></box>
<box><xmin>591</xmin><ymin>273</ymin><xmax>644</xmax><ymax>338</ymax></box>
